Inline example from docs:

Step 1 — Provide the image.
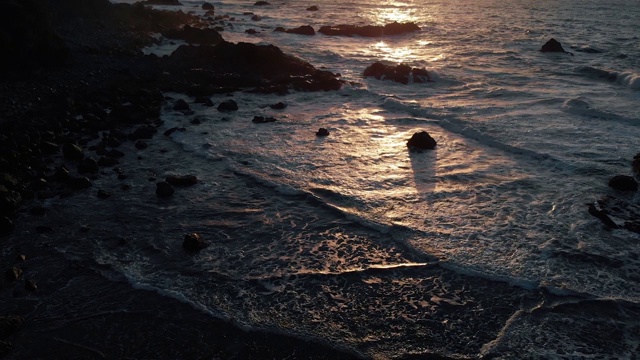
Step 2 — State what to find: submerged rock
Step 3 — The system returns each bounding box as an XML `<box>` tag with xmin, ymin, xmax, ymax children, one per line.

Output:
<box><xmin>252</xmin><ymin>116</ymin><xmax>277</xmax><ymax>123</ymax></box>
<box><xmin>540</xmin><ymin>38</ymin><xmax>573</xmax><ymax>55</ymax></box>
<box><xmin>407</xmin><ymin>131</ymin><xmax>437</xmax><ymax>150</ymax></box>
<box><xmin>217</xmin><ymin>99</ymin><xmax>238</xmax><ymax>112</ymax></box>
<box><xmin>608</xmin><ymin>175</ymin><xmax>638</xmax><ymax>192</ymax></box>
<box><xmin>364</xmin><ymin>62</ymin><xmax>431</xmax><ymax>84</ymax></box>
<box><xmin>316</xmin><ymin>128</ymin><xmax>329</xmax><ymax>137</ymax></box>
<box><xmin>155</xmin><ymin>181</ymin><xmax>174</xmax><ymax>197</ymax></box>
<box><xmin>183</xmin><ymin>233</ymin><xmax>207</xmax><ymax>252</ymax></box>
<box><xmin>286</xmin><ymin>25</ymin><xmax>316</xmax><ymax>36</ymax></box>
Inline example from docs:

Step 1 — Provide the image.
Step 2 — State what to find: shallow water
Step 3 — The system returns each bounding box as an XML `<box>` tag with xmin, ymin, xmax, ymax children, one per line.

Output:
<box><xmin>7</xmin><ymin>0</ymin><xmax>640</xmax><ymax>358</ymax></box>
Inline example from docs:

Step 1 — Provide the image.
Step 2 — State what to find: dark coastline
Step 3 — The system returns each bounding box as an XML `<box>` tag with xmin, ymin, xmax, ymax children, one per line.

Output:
<box><xmin>0</xmin><ymin>1</ymin><xmax>362</xmax><ymax>358</ymax></box>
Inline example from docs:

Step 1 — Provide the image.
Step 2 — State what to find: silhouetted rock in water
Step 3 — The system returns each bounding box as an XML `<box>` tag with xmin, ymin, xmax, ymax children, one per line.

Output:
<box><xmin>608</xmin><ymin>175</ymin><xmax>638</xmax><ymax>192</ymax></box>
<box><xmin>270</xmin><ymin>102</ymin><xmax>287</xmax><ymax>109</ymax></box>
<box><xmin>286</xmin><ymin>25</ymin><xmax>316</xmax><ymax>35</ymax></box>
<box><xmin>251</xmin><ymin>15</ymin><xmax>262</xmax><ymax>21</ymax></box>
<box><xmin>246</xmin><ymin>29</ymin><xmax>258</xmax><ymax>34</ymax></box>
<box><xmin>0</xmin><ymin>0</ymin><xmax>69</xmax><ymax>76</ymax></box>
<box><xmin>364</xmin><ymin>62</ymin><xmax>432</xmax><ymax>84</ymax></box>
<box><xmin>183</xmin><ymin>233</ymin><xmax>207</xmax><ymax>252</ymax></box>
<box><xmin>633</xmin><ymin>152</ymin><xmax>640</xmax><ymax>175</ymax></box>
<box><xmin>77</xmin><ymin>158</ymin><xmax>99</xmax><ymax>174</ymax></box>
<box><xmin>588</xmin><ymin>202</ymin><xmax>618</xmax><ymax>229</ymax></box>
<box><xmin>194</xmin><ymin>96</ymin><xmax>214</xmax><ymax>106</ymax></box>
<box><xmin>165</xmin><ymin>175</ymin><xmax>198</xmax><ymax>187</ymax></box>
<box><xmin>217</xmin><ymin>99</ymin><xmax>238</xmax><ymax>112</ymax></box>
<box><xmin>540</xmin><ymin>38</ymin><xmax>574</xmax><ymax>56</ymax></box>
<box><xmin>254</xmin><ymin>1</ymin><xmax>270</xmax><ymax>5</ymax></box>
<box><xmin>316</xmin><ymin>128</ymin><xmax>329</xmax><ymax>137</ymax></box>
<box><xmin>202</xmin><ymin>2</ymin><xmax>214</xmax><ymax>10</ymax></box>
<box><xmin>161</xmin><ymin>42</ymin><xmax>342</xmax><ymax>92</ymax></box>
<box><xmin>142</xmin><ymin>0</ymin><xmax>182</xmax><ymax>5</ymax></box>
<box><xmin>407</xmin><ymin>131</ymin><xmax>437</xmax><ymax>150</ymax></box>
<box><xmin>163</xmin><ymin>127</ymin><xmax>186</xmax><ymax>136</ymax></box>
<box><xmin>318</xmin><ymin>22</ymin><xmax>420</xmax><ymax>37</ymax></box>
<box><xmin>0</xmin><ymin>216</ymin><xmax>14</xmax><ymax>236</ymax></box>
<box><xmin>307</xmin><ymin>5</ymin><xmax>319</xmax><ymax>11</ymax></box>
<box><xmin>162</xmin><ymin>25</ymin><xmax>223</xmax><ymax>45</ymax></box>
<box><xmin>173</xmin><ymin>99</ymin><xmax>190</xmax><ymax>111</ymax></box>
<box><xmin>135</xmin><ymin>140</ymin><xmax>149</xmax><ymax>150</ymax></box>
<box><xmin>131</xmin><ymin>125</ymin><xmax>158</xmax><ymax>140</ymax></box>
<box><xmin>156</xmin><ymin>181</ymin><xmax>174</xmax><ymax>197</ymax></box>
<box><xmin>252</xmin><ymin>116</ymin><xmax>277</xmax><ymax>123</ymax></box>
<box><xmin>274</xmin><ymin>27</ymin><xmax>286</xmax><ymax>32</ymax></box>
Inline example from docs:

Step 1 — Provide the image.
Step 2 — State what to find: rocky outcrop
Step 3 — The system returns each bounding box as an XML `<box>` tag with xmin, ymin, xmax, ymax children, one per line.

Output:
<box><xmin>364</xmin><ymin>62</ymin><xmax>432</xmax><ymax>84</ymax></box>
<box><xmin>286</xmin><ymin>25</ymin><xmax>316</xmax><ymax>35</ymax></box>
<box><xmin>217</xmin><ymin>99</ymin><xmax>238</xmax><ymax>112</ymax></box>
<box><xmin>319</xmin><ymin>22</ymin><xmax>420</xmax><ymax>37</ymax></box>
<box><xmin>407</xmin><ymin>131</ymin><xmax>437</xmax><ymax>150</ymax></box>
<box><xmin>540</xmin><ymin>38</ymin><xmax>573</xmax><ymax>56</ymax></box>
<box><xmin>608</xmin><ymin>175</ymin><xmax>638</xmax><ymax>192</ymax></box>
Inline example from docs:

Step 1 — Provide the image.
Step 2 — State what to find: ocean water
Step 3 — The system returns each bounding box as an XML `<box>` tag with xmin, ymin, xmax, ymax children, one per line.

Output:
<box><xmin>9</xmin><ymin>0</ymin><xmax>640</xmax><ymax>358</ymax></box>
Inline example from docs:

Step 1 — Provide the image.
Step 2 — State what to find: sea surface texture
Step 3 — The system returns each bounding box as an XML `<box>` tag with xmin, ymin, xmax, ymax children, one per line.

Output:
<box><xmin>12</xmin><ymin>0</ymin><xmax>640</xmax><ymax>358</ymax></box>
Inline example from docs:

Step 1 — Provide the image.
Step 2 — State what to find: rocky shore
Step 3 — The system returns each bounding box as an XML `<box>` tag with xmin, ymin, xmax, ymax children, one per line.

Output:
<box><xmin>0</xmin><ymin>0</ymin><xmax>362</xmax><ymax>358</ymax></box>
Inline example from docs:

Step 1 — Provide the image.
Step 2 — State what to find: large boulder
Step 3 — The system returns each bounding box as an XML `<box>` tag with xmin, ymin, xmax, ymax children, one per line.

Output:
<box><xmin>540</xmin><ymin>38</ymin><xmax>573</xmax><ymax>55</ymax></box>
<box><xmin>286</xmin><ymin>25</ymin><xmax>316</xmax><ymax>36</ymax></box>
<box><xmin>407</xmin><ymin>131</ymin><xmax>437</xmax><ymax>150</ymax></box>
<box><xmin>364</xmin><ymin>62</ymin><xmax>431</xmax><ymax>84</ymax></box>
<box><xmin>608</xmin><ymin>175</ymin><xmax>638</xmax><ymax>192</ymax></box>
<box><xmin>318</xmin><ymin>22</ymin><xmax>420</xmax><ymax>37</ymax></box>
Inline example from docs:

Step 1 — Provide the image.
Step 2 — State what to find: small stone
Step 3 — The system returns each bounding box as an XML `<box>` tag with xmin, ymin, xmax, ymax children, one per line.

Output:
<box><xmin>5</xmin><ymin>267</ymin><xmax>22</xmax><ymax>282</ymax></box>
<box><xmin>316</xmin><ymin>128</ymin><xmax>330</xmax><ymax>137</ymax></box>
<box><xmin>97</xmin><ymin>189</ymin><xmax>111</xmax><ymax>199</ymax></box>
<box><xmin>62</xmin><ymin>143</ymin><xmax>84</xmax><ymax>160</ymax></box>
<box><xmin>67</xmin><ymin>176</ymin><xmax>92</xmax><ymax>190</ymax></box>
<box><xmin>165</xmin><ymin>175</ymin><xmax>198</xmax><ymax>187</ymax></box>
<box><xmin>306</xmin><ymin>5</ymin><xmax>319</xmax><ymax>11</ymax></box>
<box><xmin>217</xmin><ymin>99</ymin><xmax>238</xmax><ymax>112</ymax></box>
<box><xmin>270</xmin><ymin>102</ymin><xmax>287</xmax><ymax>110</ymax></box>
<box><xmin>135</xmin><ymin>140</ymin><xmax>148</xmax><ymax>150</ymax></box>
<box><xmin>252</xmin><ymin>116</ymin><xmax>277</xmax><ymax>124</ymax></box>
<box><xmin>407</xmin><ymin>131</ymin><xmax>437</xmax><ymax>150</ymax></box>
<box><xmin>16</xmin><ymin>255</ymin><xmax>26</xmax><ymax>262</ymax></box>
<box><xmin>25</xmin><ymin>279</ymin><xmax>37</xmax><ymax>292</ymax></box>
<box><xmin>173</xmin><ymin>99</ymin><xmax>191</xmax><ymax>111</ymax></box>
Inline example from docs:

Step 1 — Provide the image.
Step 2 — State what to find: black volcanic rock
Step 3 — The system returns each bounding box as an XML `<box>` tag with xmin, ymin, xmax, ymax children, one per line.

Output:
<box><xmin>407</xmin><ymin>131</ymin><xmax>437</xmax><ymax>150</ymax></box>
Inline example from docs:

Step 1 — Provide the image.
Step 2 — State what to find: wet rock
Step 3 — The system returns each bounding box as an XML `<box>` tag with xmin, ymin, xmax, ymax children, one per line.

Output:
<box><xmin>608</xmin><ymin>175</ymin><xmax>638</xmax><ymax>192</ymax></box>
<box><xmin>165</xmin><ymin>175</ymin><xmax>198</xmax><ymax>187</ymax></box>
<box><xmin>98</xmin><ymin>156</ymin><xmax>119</xmax><ymax>167</ymax></box>
<box><xmin>77</xmin><ymin>158</ymin><xmax>99</xmax><ymax>174</ymax></box>
<box><xmin>407</xmin><ymin>131</ymin><xmax>437</xmax><ymax>150</ymax></box>
<box><xmin>0</xmin><ymin>216</ymin><xmax>14</xmax><ymax>236</ymax></box>
<box><xmin>97</xmin><ymin>189</ymin><xmax>111</xmax><ymax>199</ymax></box>
<box><xmin>540</xmin><ymin>38</ymin><xmax>573</xmax><ymax>55</ymax></box>
<box><xmin>246</xmin><ymin>28</ymin><xmax>258</xmax><ymax>34</ymax></box>
<box><xmin>29</xmin><ymin>206</ymin><xmax>46</xmax><ymax>216</ymax></box>
<box><xmin>319</xmin><ymin>22</ymin><xmax>420</xmax><ymax>37</ymax></box>
<box><xmin>183</xmin><ymin>233</ymin><xmax>207</xmax><ymax>252</ymax></box>
<box><xmin>142</xmin><ymin>0</ymin><xmax>182</xmax><ymax>5</ymax></box>
<box><xmin>306</xmin><ymin>5</ymin><xmax>319</xmax><ymax>11</ymax></box>
<box><xmin>4</xmin><ymin>267</ymin><xmax>22</xmax><ymax>282</ymax></box>
<box><xmin>194</xmin><ymin>96</ymin><xmax>214</xmax><ymax>106</ymax></box>
<box><xmin>35</xmin><ymin>225</ymin><xmax>53</xmax><ymax>233</ymax></box>
<box><xmin>67</xmin><ymin>176</ymin><xmax>92</xmax><ymax>190</ymax></box>
<box><xmin>251</xmin><ymin>15</ymin><xmax>262</xmax><ymax>21</ymax></box>
<box><xmin>0</xmin><ymin>315</ymin><xmax>23</xmax><ymax>337</ymax></box>
<box><xmin>254</xmin><ymin>1</ymin><xmax>270</xmax><ymax>5</ymax></box>
<box><xmin>164</xmin><ymin>127</ymin><xmax>186</xmax><ymax>136</ymax></box>
<box><xmin>217</xmin><ymin>99</ymin><xmax>238</xmax><ymax>112</ymax></box>
<box><xmin>364</xmin><ymin>62</ymin><xmax>431</xmax><ymax>84</ymax></box>
<box><xmin>286</xmin><ymin>25</ymin><xmax>316</xmax><ymax>36</ymax></box>
<box><xmin>173</xmin><ymin>99</ymin><xmax>191</xmax><ymax>111</ymax></box>
<box><xmin>274</xmin><ymin>26</ymin><xmax>286</xmax><ymax>32</ymax></box>
<box><xmin>270</xmin><ymin>102</ymin><xmax>287</xmax><ymax>110</ymax></box>
<box><xmin>135</xmin><ymin>140</ymin><xmax>149</xmax><ymax>150</ymax></box>
<box><xmin>163</xmin><ymin>25</ymin><xmax>223</xmax><ymax>45</ymax></box>
<box><xmin>632</xmin><ymin>152</ymin><xmax>640</xmax><ymax>175</ymax></box>
<box><xmin>252</xmin><ymin>116</ymin><xmax>277</xmax><ymax>123</ymax></box>
<box><xmin>316</xmin><ymin>128</ymin><xmax>330</xmax><ymax>137</ymax></box>
<box><xmin>131</xmin><ymin>125</ymin><xmax>158</xmax><ymax>140</ymax></box>
<box><xmin>0</xmin><ymin>340</ymin><xmax>11</xmax><ymax>358</ymax></box>
<box><xmin>25</xmin><ymin>279</ymin><xmax>37</xmax><ymax>292</ymax></box>
<box><xmin>62</xmin><ymin>143</ymin><xmax>84</xmax><ymax>160</ymax></box>
<box><xmin>202</xmin><ymin>2</ymin><xmax>214</xmax><ymax>10</ymax></box>
<box><xmin>156</xmin><ymin>181</ymin><xmax>174</xmax><ymax>197</ymax></box>
<box><xmin>40</xmin><ymin>141</ymin><xmax>59</xmax><ymax>154</ymax></box>
<box><xmin>588</xmin><ymin>203</ymin><xmax>618</xmax><ymax>229</ymax></box>
<box><xmin>0</xmin><ymin>189</ymin><xmax>21</xmax><ymax>216</ymax></box>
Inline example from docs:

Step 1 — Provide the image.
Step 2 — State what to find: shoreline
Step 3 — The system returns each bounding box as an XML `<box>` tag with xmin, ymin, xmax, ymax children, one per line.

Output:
<box><xmin>0</xmin><ymin>1</ymin><xmax>364</xmax><ymax>358</ymax></box>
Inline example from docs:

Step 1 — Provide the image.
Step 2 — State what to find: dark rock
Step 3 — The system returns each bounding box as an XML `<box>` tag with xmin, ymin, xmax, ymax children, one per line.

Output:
<box><xmin>190</xmin><ymin>118</ymin><xmax>202</xmax><ymax>125</ymax></box>
<box><xmin>183</xmin><ymin>233</ymin><xmax>207</xmax><ymax>252</ymax></box>
<box><xmin>135</xmin><ymin>140</ymin><xmax>149</xmax><ymax>150</ymax></box>
<box><xmin>217</xmin><ymin>99</ymin><xmax>238</xmax><ymax>112</ymax></box>
<box><xmin>202</xmin><ymin>2</ymin><xmax>214</xmax><ymax>10</ymax></box>
<box><xmin>363</xmin><ymin>62</ymin><xmax>431</xmax><ymax>84</ymax></box>
<box><xmin>173</xmin><ymin>99</ymin><xmax>191</xmax><ymax>111</ymax></box>
<box><xmin>98</xmin><ymin>156</ymin><xmax>119</xmax><ymax>167</ymax></box>
<box><xmin>164</xmin><ymin>127</ymin><xmax>186</xmax><ymax>136</ymax></box>
<box><xmin>16</xmin><ymin>254</ymin><xmax>26</xmax><ymax>262</ymax></box>
<box><xmin>319</xmin><ymin>22</ymin><xmax>420</xmax><ymax>37</ymax></box>
<box><xmin>40</xmin><ymin>141</ymin><xmax>60</xmax><ymax>154</ymax></box>
<box><xmin>156</xmin><ymin>181</ymin><xmax>174</xmax><ymax>197</ymax></box>
<box><xmin>252</xmin><ymin>116</ymin><xmax>277</xmax><ymax>124</ymax></box>
<box><xmin>251</xmin><ymin>14</ymin><xmax>262</xmax><ymax>21</ymax></box>
<box><xmin>131</xmin><ymin>125</ymin><xmax>158</xmax><ymax>140</ymax></box>
<box><xmin>97</xmin><ymin>189</ymin><xmax>111</xmax><ymax>199</ymax></box>
<box><xmin>54</xmin><ymin>166</ymin><xmax>70</xmax><ymax>182</ymax></box>
<box><xmin>254</xmin><ymin>1</ymin><xmax>270</xmax><ymax>5</ymax></box>
<box><xmin>0</xmin><ymin>189</ymin><xmax>21</xmax><ymax>216</ymax></box>
<box><xmin>194</xmin><ymin>96</ymin><xmax>214</xmax><ymax>106</ymax></box>
<box><xmin>25</xmin><ymin>279</ymin><xmax>37</xmax><ymax>292</ymax></box>
<box><xmin>608</xmin><ymin>175</ymin><xmax>638</xmax><ymax>192</ymax></box>
<box><xmin>407</xmin><ymin>131</ymin><xmax>437</xmax><ymax>150</ymax></box>
<box><xmin>165</xmin><ymin>175</ymin><xmax>198</xmax><ymax>187</ymax></box>
<box><xmin>286</xmin><ymin>25</ymin><xmax>316</xmax><ymax>36</ymax></box>
<box><xmin>274</xmin><ymin>27</ymin><xmax>286</xmax><ymax>32</ymax></box>
<box><xmin>142</xmin><ymin>0</ymin><xmax>182</xmax><ymax>5</ymax></box>
<box><xmin>29</xmin><ymin>206</ymin><xmax>47</xmax><ymax>216</ymax></box>
<box><xmin>0</xmin><ymin>216</ymin><xmax>14</xmax><ymax>236</ymax></box>
<box><xmin>5</xmin><ymin>267</ymin><xmax>22</xmax><ymax>282</ymax></box>
<box><xmin>588</xmin><ymin>203</ymin><xmax>618</xmax><ymax>229</ymax></box>
<box><xmin>245</xmin><ymin>28</ymin><xmax>258</xmax><ymax>34</ymax></box>
<box><xmin>163</xmin><ymin>25</ymin><xmax>223</xmax><ymax>45</ymax></box>
<box><xmin>316</xmin><ymin>128</ymin><xmax>329</xmax><ymax>137</ymax></box>
<box><xmin>67</xmin><ymin>176</ymin><xmax>92</xmax><ymax>190</ymax></box>
<box><xmin>0</xmin><ymin>315</ymin><xmax>23</xmax><ymax>337</ymax></box>
<box><xmin>632</xmin><ymin>152</ymin><xmax>640</xmax><ymax>175</ymax></box>
<box><xmin>62</xmin><ymin>143</ymin><xmax>84</xmax><ymax>160</ymax></box>
<box><xmin>306</xmin><ymin>5</ymin><xmax>319</xmax><ymax>11</ymax></box>
<box><xmin>540</xmin><ymin>38</ymin><xmax>573</xmax><ymax>55</ymax></box>
<box><xmin>77</xmin><ymin>158</ymin><xmax>99</xmax><ymax>174</ymax></box>
<box><xmin>35</xmin><ymin>225</ymin><xmax>53</xmax><ymax>233</ymax></box>
<box><xmin>270</xmin><ymin>102</ymin><xmax>287</xmax><ymax>110</ymax></box>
